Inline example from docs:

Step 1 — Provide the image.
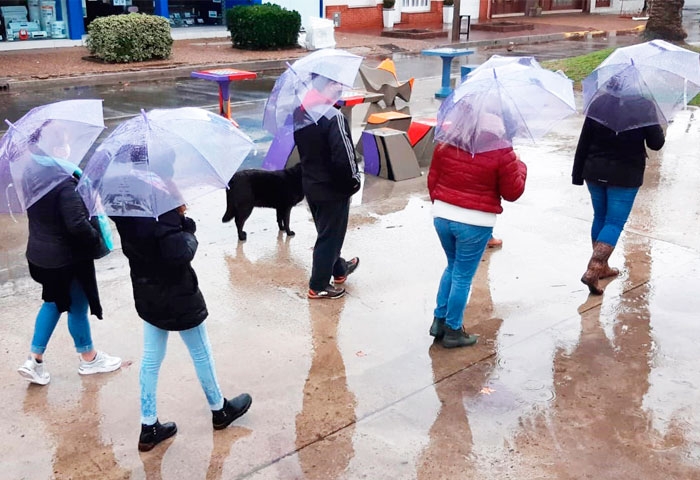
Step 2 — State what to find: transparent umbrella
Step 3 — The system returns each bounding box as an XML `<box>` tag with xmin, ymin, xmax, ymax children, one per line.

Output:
<box><xmin>0</xmin><ymin>99</ymin><xmax>105</xmax><ymax>213</ymax></box>
<box><xmin>435</xmin><ymin>59</ymin><xmax>576</xmax><ymax>155</ymax></box>
<box><xmin>582</xmin><ymin>40</ymin><xmax>700</xmax><ymax>132</ymax></box>
<box><xmin>77</xmin><ymin>107</ymin><xmax>255</xmax><ymax>218</ymax></box>
<box><xmin>261</xmin><ymin>48</ymin><xmax>363</xmax><ymax>170</ymax></box>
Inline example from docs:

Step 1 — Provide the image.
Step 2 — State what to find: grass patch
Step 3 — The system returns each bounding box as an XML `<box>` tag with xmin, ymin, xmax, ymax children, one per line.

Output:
<box><xmin>540</xmin><ymin>46</ymin><xmax>700</xmax><ymax>106</ymax></box>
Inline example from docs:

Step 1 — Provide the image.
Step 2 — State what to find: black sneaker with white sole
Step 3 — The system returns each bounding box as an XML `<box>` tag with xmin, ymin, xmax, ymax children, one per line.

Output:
<box><xmin>308</xmin><ymin>284</ymin><xmax>346</xmax><ymax>299</ymax></box>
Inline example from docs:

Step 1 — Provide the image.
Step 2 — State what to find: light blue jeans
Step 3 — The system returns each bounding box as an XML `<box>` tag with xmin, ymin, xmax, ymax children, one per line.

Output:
<box><xmin>140</xmin><ymin>322</ymin><xmax>224</xmax><ymax>425</ymax></box>
<box><xmin>587</xmin><ymin>182</ymin><xmax>639</xmax><ymax>247</ymax></box>
<box><xmin>31</xmin><ymin>279</ymin><xmax>93</xmax><ymax>355</ymax></box>
<box><xmin>433</xmin><ymin>217</ymin><xmax>493</xmax><ymax>330</ymax></box>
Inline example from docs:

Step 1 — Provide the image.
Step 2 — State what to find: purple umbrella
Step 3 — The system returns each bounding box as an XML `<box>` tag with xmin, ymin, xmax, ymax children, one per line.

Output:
<box><xmin>0</xmin><ymin>99</ymin><xmax>105</xmax><ymax>213</ymax></box>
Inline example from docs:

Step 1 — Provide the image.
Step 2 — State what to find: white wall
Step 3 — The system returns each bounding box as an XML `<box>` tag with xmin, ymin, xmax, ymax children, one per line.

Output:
<box><xmin>592</xmin><ymin>0</ymin><xmax>644</xmax><ymax>15</ymax></box>
<box><xmin>459</xmin><ymin>0</ymin><xmax>480</xmax><ymax>23</ymax></box>
<box><xmin>269</xmin><ymin>0</ymin><xmax>320</xmax><ymax>30</ymax></box>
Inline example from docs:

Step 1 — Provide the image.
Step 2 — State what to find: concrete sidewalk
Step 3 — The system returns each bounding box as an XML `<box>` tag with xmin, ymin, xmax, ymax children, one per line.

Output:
<box><xmin>0</xmin><ymin>12</ymin><xmax>653</xmax><ymax>90</ymax></box>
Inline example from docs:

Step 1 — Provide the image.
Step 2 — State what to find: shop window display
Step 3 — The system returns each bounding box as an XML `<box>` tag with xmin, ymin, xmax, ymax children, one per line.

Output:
<box><xmin>0</xmin><ymin>0</ymin><xmax>69</xmax><ymax>41</ymax></box>
<box><xmin>169</xmin><ymin>0</ymin><xmax>222</xmax><ymax>27</ymax></box>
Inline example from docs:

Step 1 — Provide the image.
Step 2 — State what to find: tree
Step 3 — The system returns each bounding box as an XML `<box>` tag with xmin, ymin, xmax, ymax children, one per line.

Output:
<box><xmin>644</xmin><ymin>0</ymin><xmax>687</xmax><ymax>41</ymax></box>
<box><xmin>450</xmin><ymin>0</ymin><xmax>462</xmax><ymax>42</ymax></box>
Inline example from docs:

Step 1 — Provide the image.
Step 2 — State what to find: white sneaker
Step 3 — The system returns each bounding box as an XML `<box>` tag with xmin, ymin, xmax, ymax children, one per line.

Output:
<box><xmin>17</xmin><ymin>357</ymin><xmax>51</xmax><ymax>385</ymax></box>
<box><xmin>78</xmin><ymin>351</ymin><xmax>122</xmax><ymax>375</ymax></box>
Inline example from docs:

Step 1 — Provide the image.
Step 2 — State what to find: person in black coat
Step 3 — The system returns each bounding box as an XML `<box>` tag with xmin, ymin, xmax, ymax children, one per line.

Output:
<box><xmin>112</xmin><ymin>195</ymin><xmax>252</xmax><ymax>452</ymax></box>
<box><xmin>17</xmin><ymin>123</ymin><xmax>122</xmax><ymax>386</ymax></box>
<box><xmin>293</xmin><ymin>75</ymin><xmax>361</xmax><ymax>299</ymax></box>
<box><xmin>572</xmin><ymin>93</ymin><xmax>665</xmax><ymax>295</ymax></box>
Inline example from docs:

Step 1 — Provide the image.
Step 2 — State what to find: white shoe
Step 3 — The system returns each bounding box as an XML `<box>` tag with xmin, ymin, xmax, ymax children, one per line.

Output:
<box><xmin>18</xmin><ymin>357</ymin><xmax>50</xmax><ymax>385</ymax></box>
<box><xmin>78</xmin><ymin>351</ymin><xmax>122</xmax><ymax>375</ymax></box>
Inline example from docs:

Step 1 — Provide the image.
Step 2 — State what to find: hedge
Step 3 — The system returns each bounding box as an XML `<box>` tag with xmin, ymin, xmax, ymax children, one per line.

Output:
<box><xmin>226</xmin><ymin>4</ymin><xmax>301</xmax><ymax>50</ymax></box>
<box><xmin>87</xmin><ymin>14</ymin><xmax>173</xmax><ymax>63</ymax></box>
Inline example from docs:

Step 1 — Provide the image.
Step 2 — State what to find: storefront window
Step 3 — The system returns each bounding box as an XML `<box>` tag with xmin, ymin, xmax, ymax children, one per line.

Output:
<box><xmin>168</xmin><ymin>0</ymin><xmax>222</xmax><ymax>27</ymax></box>
<box><xmin>1</xmin><ymin>0</ymin><xmax>70</xmax><ymax>41</ymax></box>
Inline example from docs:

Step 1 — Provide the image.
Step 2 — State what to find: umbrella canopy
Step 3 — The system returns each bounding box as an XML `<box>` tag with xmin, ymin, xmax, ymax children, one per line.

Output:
<box><xmin>77</xmin><ymin>107</ymin><xmax>255</xmax><ymax>218</ymax></box>
<box><xmin>435</xmin><ymin>58</ymin><xmax>576</xmax><ymax>155</ymax></box>
<box><xmin>263</xmin><ymin>48</ymin><xmax>363</xmax><ymax>136</ymax></box>
<box><xmin>582</xmin><ymin>40</ymin><xmax>700</xmax><ymax>133</ymax></box>
<box><xmin>0</xmin><ymin>99</ymin><xmax>105</xmax><ymax>213</ymax></box>
<box><xmin>466</xmin><ymin>55</ymin><xmax>540</xmax><ymax>80</ymax></box>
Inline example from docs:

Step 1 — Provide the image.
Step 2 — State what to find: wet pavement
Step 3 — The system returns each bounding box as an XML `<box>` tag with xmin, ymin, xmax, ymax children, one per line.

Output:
<box><xmin>3</xmin><ymin>33</ymin><xmax>700</xmax><ymax>480</ymax></box>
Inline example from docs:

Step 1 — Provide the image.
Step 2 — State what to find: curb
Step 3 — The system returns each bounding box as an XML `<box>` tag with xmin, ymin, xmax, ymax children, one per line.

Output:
<box><xmin>3</xmin><ymin>27</ymin><xmax>644</xmax><ymax>93</ymax></box>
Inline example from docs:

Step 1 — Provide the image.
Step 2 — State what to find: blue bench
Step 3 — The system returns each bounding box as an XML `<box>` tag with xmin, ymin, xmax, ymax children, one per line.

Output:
<box><xmin>460</xmin><ymin>64</ymin><xmax>481</xmax><ymax>81</ymax></box>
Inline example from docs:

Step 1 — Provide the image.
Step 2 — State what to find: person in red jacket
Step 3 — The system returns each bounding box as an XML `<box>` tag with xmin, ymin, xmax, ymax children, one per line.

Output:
<box><xmin>427</xmin><ymin>113</ymin><xmax>527</xmax><ymax>348</ymax></box>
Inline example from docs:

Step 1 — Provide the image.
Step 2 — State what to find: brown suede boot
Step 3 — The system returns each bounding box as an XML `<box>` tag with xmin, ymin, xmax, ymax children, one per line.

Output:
<box><xmin>591</xmin><ymin>240</ymin><xmax>619</xmax><ymax>279</ymax></box>
<box><xmin>581</xmin><ymin>242</ymin><xmax>615</xmax><ymax>295</ymax></box>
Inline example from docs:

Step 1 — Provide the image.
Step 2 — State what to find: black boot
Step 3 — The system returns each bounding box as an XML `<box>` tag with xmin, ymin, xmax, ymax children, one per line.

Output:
<box><xmin>138</xmin><ymin>419</ymin><xmax>177</xmax><ymax>452</ymax></box>
<box><xmin>441</xmin><ymin>326</ymin><xmax>478</xmax><ymax>349</ymax></box>
<box><xmin>212</xmin><ymin>393</ymin><xmax>252</xmax><ymax>430</ymax></box>
<box><xmin>429</xmin><ymin>317</ymin><xmax>446</xmax><ymax>340</ymax></box>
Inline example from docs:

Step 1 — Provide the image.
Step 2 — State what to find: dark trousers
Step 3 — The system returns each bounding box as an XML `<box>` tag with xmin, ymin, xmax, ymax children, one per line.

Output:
<box><xmin>308</xmin><ymin>198</ymin><xmax>350</xmax><ymax>291</ymax></box>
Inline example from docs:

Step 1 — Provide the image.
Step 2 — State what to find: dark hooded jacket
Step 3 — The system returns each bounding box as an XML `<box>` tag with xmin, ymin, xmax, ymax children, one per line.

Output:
<box><xmin>112</xmin><ymin>209</ymin><xmax>207</xmax><ymax>331</ymax></box>
<box><xmin>26</xmin><ymin>176</ymin><xmax>104</xmax><ymax>318</ymax></box>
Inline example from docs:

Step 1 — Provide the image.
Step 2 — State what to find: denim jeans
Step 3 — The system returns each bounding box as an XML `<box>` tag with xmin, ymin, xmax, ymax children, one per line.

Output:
<box><xmin>433</xmin><ymin>217</ymin><xmax>493</xmax><ymax>330</ymax></box>
<box><xmin>586</xmin><ymin>182</ymin><xmax>639</xmax><ymax>247</ymax></box>
<box><xmin>30</xmin><ymin>279</ymin><xmax>93</xmax><ymax>355</ymax></box>
<box><xmin>140</xmin><ymin>322</ymin><xmax>224</xmax><ymax>425</ymax></box>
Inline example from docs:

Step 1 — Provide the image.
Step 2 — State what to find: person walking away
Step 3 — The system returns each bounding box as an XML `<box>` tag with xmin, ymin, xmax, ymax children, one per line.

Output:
<box><xmin>428</xmin><ymin>113</ymin><xmax>527</xmax><ymax>348</ymax></box>
<box><xmin>572</xmin><ymin>95</ymin><xmax>665</xmax><ymax>295</ymax></box>
<box><xmin>17</xmin><ymin>125</ymin><xmax>121</xmax><ymax>385</ymax></box>
<box><xmin>294</xmin><ymin>75</ymin><xmax>361</xmax><ymax>300</ymax></box>
<box><xmin>112</xmin><ymin>202</ymin><xmax>252</xmax><ymax>452</ymax></box>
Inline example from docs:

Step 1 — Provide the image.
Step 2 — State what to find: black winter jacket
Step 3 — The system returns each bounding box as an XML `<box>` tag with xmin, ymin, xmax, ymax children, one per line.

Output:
<box><xmin>26</xmin><ymin>177</ymin><xmax>102</xmax><ymax>268</ymax></box>
<box><xmin>293</xmin><ymin>109</ymin><xmax>361</xmax><ymax>202</ymax></box>
<box><xmin>112</xmin><ymin>209</ymin><xmax>207</xmax><ymax>331</ymax></box>
<box><xmin>26</xmin><ymin>177</ymin><xmax>104</xmax><ymax>318</ymax></box>
<box><xmin>572</xmin><ymin>117</ymin><xmax>665</xmax><ymax>188</ymax></box>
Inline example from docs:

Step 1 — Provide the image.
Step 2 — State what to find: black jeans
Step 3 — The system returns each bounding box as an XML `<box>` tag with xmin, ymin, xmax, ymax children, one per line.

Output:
<box><xmin>308</xmin><ymin>198</ymin><xmax>350</xmax><ymax>291</ymax></box>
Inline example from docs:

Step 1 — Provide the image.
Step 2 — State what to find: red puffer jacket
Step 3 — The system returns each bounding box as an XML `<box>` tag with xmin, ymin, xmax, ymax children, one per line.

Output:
<box><xmin>428</xmin><ymin>143</ymin><xmax>527</xmax><ymax>213</ymax></box>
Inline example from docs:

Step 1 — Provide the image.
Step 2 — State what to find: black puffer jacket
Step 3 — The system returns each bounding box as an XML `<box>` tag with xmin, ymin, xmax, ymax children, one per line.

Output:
<box><xmin>112</xmin><ymin>209</ymin><xmax>207</xmax><ymax>331</ymax></box>
<box><xmin>26</xmin><ymin>177</ymin><xmax>101</xmax><ymax>268</ymax></box>
<box><xmin>572</xmin><ymin>117</ymin><xmax>665</xmax><ymax>188</ymax></box>
<box><xmin>293</xmin><ymin>109</ymin><xmax>361</xmax><ymax>202</ymax></box>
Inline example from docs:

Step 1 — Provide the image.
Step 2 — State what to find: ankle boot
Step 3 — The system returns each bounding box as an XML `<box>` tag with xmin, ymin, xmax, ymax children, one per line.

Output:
<box><xmin>429</xmin><ymin>317</ymin><xmax>446</xmax><ymax>340</ymax></box>
<box><xmin>138</xmin><ymin>419</ymin><xmax>177</xmax><ymax>452</ymax></box>
<box><xmin>212</xmin><ymin>393</ymin><xmax>252</xmax><ymax>430</ymax></box>
<box><xmin>581</xmin><ymin>241</ymin><xmax>615</xmax><ymax>295</ymax></box>
<box><xmin>441</xmin><ymin>326</ymin><xmax>478</xmax><ymax>349</ymax></box>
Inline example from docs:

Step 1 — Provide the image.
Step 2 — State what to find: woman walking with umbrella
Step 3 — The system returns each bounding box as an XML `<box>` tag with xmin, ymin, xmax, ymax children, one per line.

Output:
<box><xmin>572</xmin><ymin>39</ymin><xmax>700</xmax><ymax>294</ymax></box>
<box><xmin>78</xmin><ymin>108</ymin><xmax>255</xmax><ymax>451</ymax></box>
<box><xmin>0</xmin><ymin>101</ymin><xmax>123</xmax><ymax>385</ymax></box>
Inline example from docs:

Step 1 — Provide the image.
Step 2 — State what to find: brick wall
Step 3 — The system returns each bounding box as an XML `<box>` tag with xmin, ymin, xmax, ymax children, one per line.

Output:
<box><xmin>326</xmin><ymin>3</ymin><xmax>443</xmax><ymax>31</ymax></box>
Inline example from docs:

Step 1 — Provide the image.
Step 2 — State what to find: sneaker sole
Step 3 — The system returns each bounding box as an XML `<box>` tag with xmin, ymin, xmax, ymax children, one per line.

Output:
<box><xmin>17</xmin><ymin>368</ymin><xmax>50</xmax><ymax>385</ymax></box>
<box><xmin>78</xmin><ymin>361</ymin><xmax>123</xmax><ymax>376</ymax></box>
<box><xmin>307</xmin><ymin>291</ymin><xmax>346</xmax><ymax>299</ymax></box>
<box><xmin>213</xmin><ymin>397</ymin><xmax>252</xmax><ymax>430</ymax></box>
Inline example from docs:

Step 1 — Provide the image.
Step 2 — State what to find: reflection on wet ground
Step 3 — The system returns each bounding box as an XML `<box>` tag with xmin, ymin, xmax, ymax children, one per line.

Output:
<box><xmin>3</xmin><ymin>49</ymin><xmax>700</xmax><ymax>480</ymax></box>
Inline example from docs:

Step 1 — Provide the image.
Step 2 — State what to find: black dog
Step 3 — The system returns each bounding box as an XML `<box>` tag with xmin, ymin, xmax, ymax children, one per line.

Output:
<box><xmin>222</xmin><ymin>163</ymin><xmax>304</xmax><ymax>241</ymax></box>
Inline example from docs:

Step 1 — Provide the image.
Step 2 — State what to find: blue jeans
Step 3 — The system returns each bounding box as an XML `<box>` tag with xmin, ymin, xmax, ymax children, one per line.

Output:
<box><xmin>140</xmin><ymin>322</ymin><xmax>224</xmax><ymax>425</ymax></box>
<box><xmin>587</xmin><ymin>182</ymin><xmax>639</xmax><ymax>247</ymax></box>
<box><xmin>433</xmin><ymin>217</ymin><xmax>493</xmax><ymax>330</ymax></box>
<box><xmin>30</xmin><ymin>279</ymin><xmax>93</xmax><ymax>355</ymax></box>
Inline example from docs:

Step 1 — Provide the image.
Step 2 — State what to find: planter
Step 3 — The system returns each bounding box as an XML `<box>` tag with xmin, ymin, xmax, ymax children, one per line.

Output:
<box><xmin>383</xmin><ymin>8</ymin><xmax>395</xmax><ymax>28</ymax></box>
<box><xmin>443</xmin><ymin>5</ymin><xmax>454</xmax><ymax>24</ymax></box>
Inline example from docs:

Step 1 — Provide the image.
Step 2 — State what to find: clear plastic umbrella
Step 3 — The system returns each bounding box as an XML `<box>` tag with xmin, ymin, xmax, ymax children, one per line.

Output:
<box><xmin>77</xmin><ymin>107</ymin><xmax>255</xmax><ymax>218</ymax></box>
<box><xmin>435</xmin><ymin>59</ymin><xmax>576</xmax><ymax>155</ymax></box>
<box><xmin>263</xmin><ymin>48</ymin><xmax>363</xmax><ymax>136</ymax></box>
<box><xmin>582</xmin><ymin>40</ymin><xmax>700</xmax><ymax>133</ymax></box>
<box><xmin>466</xmin><ymin>55</ymin><xmax>540</xmax><ymax>81</ymax></box>
<box><xmin>0</xmin><ymin>99</ymin><xmax>105</xmax><ymax>213</ymax></box>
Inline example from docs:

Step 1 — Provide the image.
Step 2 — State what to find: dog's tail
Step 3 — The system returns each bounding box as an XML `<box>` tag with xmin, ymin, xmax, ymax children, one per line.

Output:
<box><xmin>222</xmin><ymin>205</ymin><xmax>235</xmax><ymax>223</ymax></box>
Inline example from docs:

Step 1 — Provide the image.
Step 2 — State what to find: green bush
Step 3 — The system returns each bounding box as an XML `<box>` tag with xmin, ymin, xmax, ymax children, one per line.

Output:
<box><xmin>226</xmin><ymin>4</ymin><xmax>301</xmax><ymax>50</ymax></box>
<box><xmin>87</xmin><ymin>14</ymin><xmax>173</xmax><ymax>63</ymax></box>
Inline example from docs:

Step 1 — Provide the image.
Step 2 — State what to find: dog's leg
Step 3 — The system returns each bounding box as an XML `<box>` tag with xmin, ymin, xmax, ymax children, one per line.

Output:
<box><xmin>235</xmin><ymin>205</ymin><xmax>254</xmax><ymax>242</ymax></box>
<box><xmin>281</xmin><ymin>206</ymin><xmax>295</xmax><ymax>237</ymax></box>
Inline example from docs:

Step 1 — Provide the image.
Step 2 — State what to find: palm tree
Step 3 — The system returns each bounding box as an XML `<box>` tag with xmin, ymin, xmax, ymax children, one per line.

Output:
<box><xmin>644</xmin><ymin>0</ymin><xmax>687</xmax><ymax>41</ymax></box>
